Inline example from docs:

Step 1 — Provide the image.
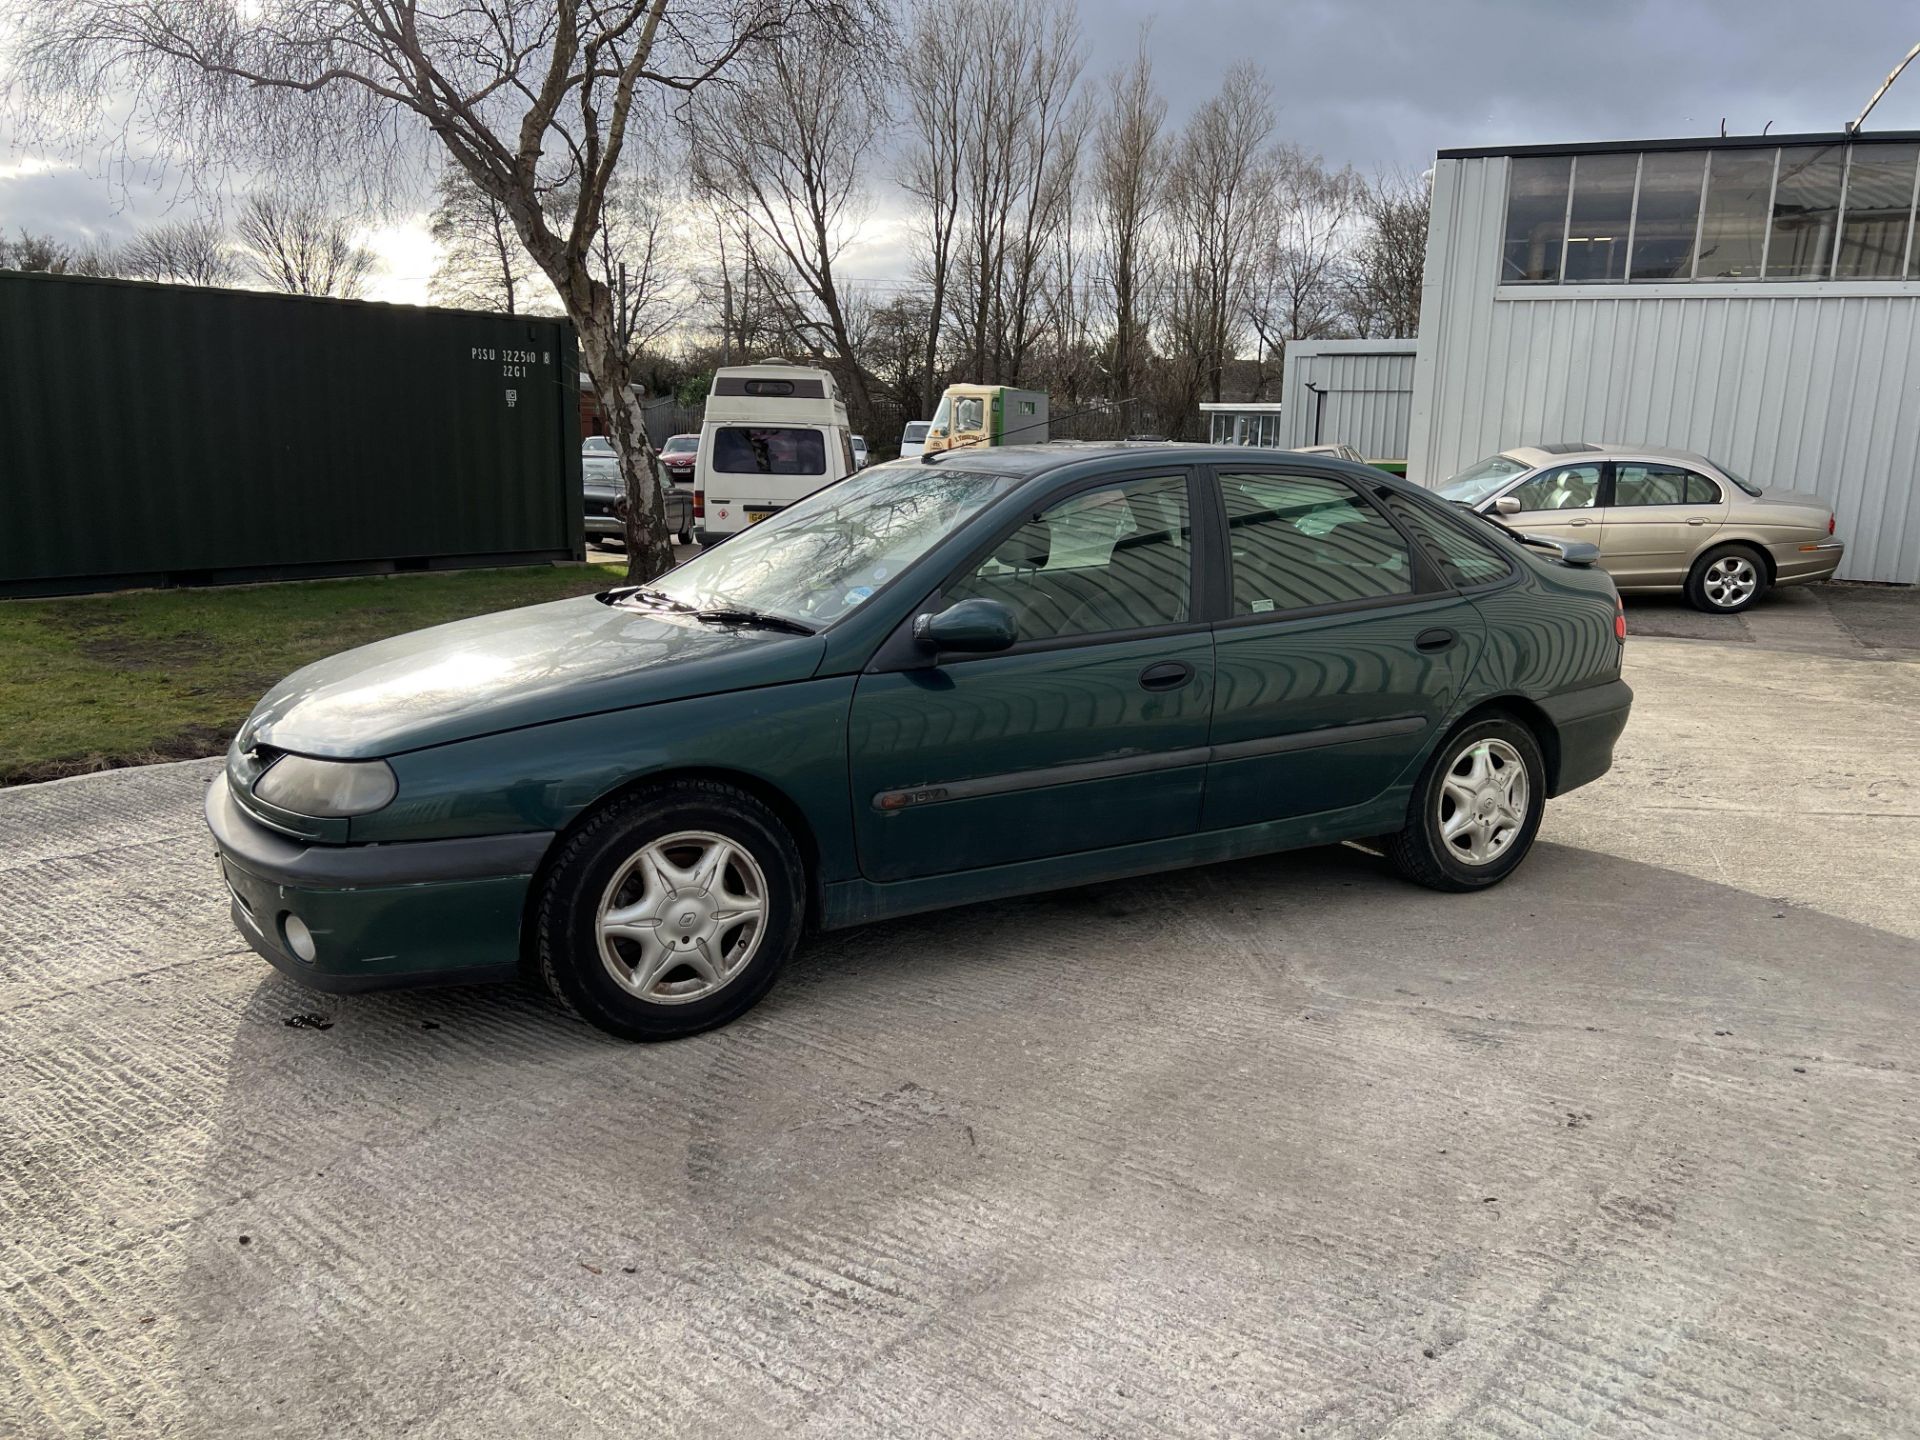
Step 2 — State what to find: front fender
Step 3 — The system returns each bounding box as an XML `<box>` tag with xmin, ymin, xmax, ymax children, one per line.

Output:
<box><xmin>355</xmin><ymin>676</ymin><xmax>860</xmax><ymax>881</ymax></box>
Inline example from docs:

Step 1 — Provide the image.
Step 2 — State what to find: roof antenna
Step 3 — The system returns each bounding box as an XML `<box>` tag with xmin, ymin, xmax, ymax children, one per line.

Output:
<box><xmin>1848</xmin><ymin>40</ymin><xmax>1920</xmax><ymax>135</ymax></box>
<box><xmin>1719</xmin><ymin>117</ymin><xmax>1727</xmax><ymax>137</ymax></box>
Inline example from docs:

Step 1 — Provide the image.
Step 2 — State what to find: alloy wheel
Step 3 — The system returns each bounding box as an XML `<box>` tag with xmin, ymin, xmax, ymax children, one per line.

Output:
<box><xmin>595</xmin><ymin>831</ymin><xmax>768</xmax><ymax>1004</ymax></box>
<box><xmin>1436</xmin><ymin>738</ymin><xmax>1530</xmax><ymax>867</ymax></box>
<box><xmin>1702</xmin><ymin>554</ymin><xmax>1758</xmax><ymax>609</ymax></box>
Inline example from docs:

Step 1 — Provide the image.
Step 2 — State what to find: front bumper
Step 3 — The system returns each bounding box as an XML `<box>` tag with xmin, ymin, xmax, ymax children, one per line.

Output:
<box><xmin>1538</xmin><ymin>678</ymin><xmax>1633</xmax><ymax>797</ymax></box>
<box><xmin>1771</xmin><ymin>538</ymin><xmax>1845</xmax><ymax>586</ymax></box>
<box><xmin>205</xmin><ymin>773</ymin><xmax>551</xmax><ymax>993</ymax></box>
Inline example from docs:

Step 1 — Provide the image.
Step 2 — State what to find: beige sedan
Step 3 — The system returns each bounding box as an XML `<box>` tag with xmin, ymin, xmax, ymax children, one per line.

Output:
<box><xmin>1435</xmin><ymin>444</ymin><xmax>1844</xmax><ymax>612</ymax></box>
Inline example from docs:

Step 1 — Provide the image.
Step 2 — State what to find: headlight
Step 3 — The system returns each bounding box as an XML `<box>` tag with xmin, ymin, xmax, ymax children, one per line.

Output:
<box><xmin>253</xmin><ymin>755</ymin><xmax>397</xmax><ymax>817</ymax></box>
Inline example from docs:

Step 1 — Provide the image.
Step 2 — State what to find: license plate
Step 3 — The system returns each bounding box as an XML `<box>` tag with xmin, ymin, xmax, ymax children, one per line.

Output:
<box><xmin>746</xmin><ymin>509</ymin><xmax>776</xmax><ymax>524</ymax></box>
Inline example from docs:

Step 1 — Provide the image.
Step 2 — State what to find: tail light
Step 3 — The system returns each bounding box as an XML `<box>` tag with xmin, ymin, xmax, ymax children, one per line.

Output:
<box><xmin>693</xmin><ymin>488</ymin><xmax>705</xmax><ymax>520</ymax></box>
<box><xmin>1614</xmin><ymin>592</ymin><xmax>1627</xmax><ymax>643</ymax></box>
<box><xmin>1829</xmin><ymin>513</ymin><xmax>1837</xmax><ymax>536</ymax></box>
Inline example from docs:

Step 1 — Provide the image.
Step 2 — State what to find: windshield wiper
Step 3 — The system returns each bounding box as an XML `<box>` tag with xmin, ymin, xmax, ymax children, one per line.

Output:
<box><xmin>600</xmin><ymin>587</ymin><xmax>697</xmax><ymax>613</ymax></box>
<box><xmin>693</xmin><ymin>606</ymin><xmax>816</xmax><ymax>635</ymax></box>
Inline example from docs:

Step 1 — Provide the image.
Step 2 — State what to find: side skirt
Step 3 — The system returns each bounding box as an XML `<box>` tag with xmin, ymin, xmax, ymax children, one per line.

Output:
<box><xmin>818</xmin><ymin>790</ymin><xmax>1413</xmax><ymax>931</ymax></box>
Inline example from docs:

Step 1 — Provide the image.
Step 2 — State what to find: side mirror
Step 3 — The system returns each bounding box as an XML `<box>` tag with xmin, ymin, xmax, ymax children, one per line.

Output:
<box><xmin>912</xmin><ymin>598</ymin><xmax>1018</xmax><ymax>654</ymax></box>
<box><xmin>1493</xmin><ymin>495</ymin><xmax>1522</xmax><ymax>515</ymax></box>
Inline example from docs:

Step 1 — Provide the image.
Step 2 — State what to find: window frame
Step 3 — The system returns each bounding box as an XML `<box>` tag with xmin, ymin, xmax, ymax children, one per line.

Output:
<box><xmin>919</xmin><ymin>464</ymin><xmax>1212</xmax><ymax>661</ymax></box>
<box><xmin>1496</xmin><ymin>139</ymin><xmax>1920</xmax><ymax>291</ymax></box>
<box><xmin>1198</xmin><ymin>463</ymin><xmax>1453</xmax><ymax>630</ymax></box>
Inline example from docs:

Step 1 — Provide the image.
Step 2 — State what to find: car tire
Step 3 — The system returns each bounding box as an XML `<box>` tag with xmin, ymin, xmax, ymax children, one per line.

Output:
<box><xmin>1387</xmin><ymin>716</ymin><xmax>1546</xmax><ymax>893</ymax></box>
<box><xmin>1686</xmin><ymin>543</ymin><xmax>1769</xmax><ymax>613</ymax></box>
<box><xmin>535</xmin><ymin>780</ymin><xmax>807</xmax><ymax>1041</ymax></box>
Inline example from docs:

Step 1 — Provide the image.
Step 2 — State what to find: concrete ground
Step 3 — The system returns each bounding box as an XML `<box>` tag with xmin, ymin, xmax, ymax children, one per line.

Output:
<box><xmin>3</xmin><ymin>585</ymin><xmax>1916</xmax><ymax>1439</ymax></box>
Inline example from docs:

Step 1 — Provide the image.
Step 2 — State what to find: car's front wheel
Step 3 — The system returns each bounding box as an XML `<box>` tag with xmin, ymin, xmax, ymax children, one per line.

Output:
<box><xmin>1388</xmin><ymin>717</ymin><xmax>1546</xmax><ymax>892</ymax></box>
<box><xmin>535</xmin><ymin>780</ymin><xmax>806</xmax><ymax>1040</ymax></box>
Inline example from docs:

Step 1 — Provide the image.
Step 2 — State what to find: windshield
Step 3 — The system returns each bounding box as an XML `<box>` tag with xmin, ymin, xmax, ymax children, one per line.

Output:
<box><xmin>1437</xmin><ymin>454</ymin><xmax>1533</xmax><ymax>505</ymax></box>
<box><xmin>583</xmin><ymin>436</ymin><xmax>614</xmax><ymax>454</ymax></box>
<box><xmin>904</xmin><ymin>422</ymin><xmax>930</xmax><ymax>443</ymax></box>
<box><xmin>648</xmin><ymin>466</ymin><xmax>1019</xmax><ymax>627</ymax></box>
<box><xmin>661</xmin><ymin>435</ymin><xmax>697</xmax><ymax>455</ymax></box>
<box><xmin>929</xmin><ymin>394</ymin><xmax>952</xmax><ymax>432</ymax></box>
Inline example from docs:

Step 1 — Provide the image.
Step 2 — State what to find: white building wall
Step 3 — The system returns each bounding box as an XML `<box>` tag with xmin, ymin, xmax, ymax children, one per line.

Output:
<box><xmin>1408</xmin><ymin>153</ymin><xmax>1920</xmax><ymax>583</ymax></box>
<box><xmin>1280</xmin><ymin>339</ymin><xmax>1418</xmax><ymax>460</ymax></box>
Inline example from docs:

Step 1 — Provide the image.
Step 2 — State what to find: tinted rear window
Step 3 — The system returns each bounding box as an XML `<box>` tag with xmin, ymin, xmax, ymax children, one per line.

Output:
<box><xmin>713</xmin><ymin>427</ymin><xmax>826</xmax><ymax>476</ymax></box>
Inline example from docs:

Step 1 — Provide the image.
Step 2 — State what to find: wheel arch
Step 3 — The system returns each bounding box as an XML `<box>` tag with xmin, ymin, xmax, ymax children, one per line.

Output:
<box><xmin>516</xmin><ymin>765</ymin><xmax>826</xmax><ymax>976</ymax></box>
<box><xmin>1442</xmin><ymin>695</ymin><xmax>1563</xmax><ymax>794</ymax></box>
<box><xmin>1697</xmin><ymin>533</ymin><xmax>1776</xmax><ymax>581</ymax></box>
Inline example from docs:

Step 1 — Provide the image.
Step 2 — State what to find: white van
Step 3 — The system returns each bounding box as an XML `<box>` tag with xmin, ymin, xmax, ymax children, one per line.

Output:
<box><xmin>898</xmin><ymin>420</ymin><xmax>930</xmax><ymax>459</ymax></box>
<box><xmin>694</xmin><ymin>360</ymin><xmax>853</xmax><ymax>545</ymax></box>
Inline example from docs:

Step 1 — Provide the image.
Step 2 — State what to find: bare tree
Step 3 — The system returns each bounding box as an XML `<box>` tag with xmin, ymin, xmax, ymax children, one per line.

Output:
<box><xmin>1090</xmin><ymin>34</ymin><xmax>1168</xmax><ymax>429</ymax></box>
<box><xmin>1160</xmin><ymin>64</ymin><xmax>1275</xmax><ymax>427</ymax></box>
<box><xmin>0</xmin><ymin>229</ymin><xmax>116</xmax><ymax>275</ymax></box>
<box><xmin>119</xmin><ymin>216</ymin><xmax>235</xmax><ymax>286</ymax></box>
<box><xmin>943</xmin><ymin>0</ymin><xmax>1086</xmax><ymax>386</ymax></box>
<box><xmin>1247</xmin><ymin>147</ymin><xmax>1362</xmax><ymax>390</ymax></box>
<box><xmin>1343</xmin><ymin>170</ymin><xmax>1431</xmax><ymax>339</ymax></box>
<box><xmin>235</xmin><ymin>194</ymin><xmax>376</xmax><ymax>298</ymax></box>
<box><xmin>688</xmin><ymin>10</ymin><xmax>886</xmax><ymax>426</ymax></box>
<box><xmin>429</xmin><ymin>169</ymin><xmax>537</xmax><ymax>314</ymax></box>
<box><xmin>5</xmin><ymin>0</ymin><xmax>868</xmax><ymax>583</ymax></box>
<box><xmin>899</xmin><ymin>0</ymin><xmax>972</xmax><ymax>414</ymax></box>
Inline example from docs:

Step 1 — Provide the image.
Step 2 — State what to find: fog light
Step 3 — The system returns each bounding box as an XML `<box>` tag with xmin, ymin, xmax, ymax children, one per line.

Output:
<box><xmin>281</xmin><ymin>913</ymin><xmax>317</xmax><ymax>963</ymax></box>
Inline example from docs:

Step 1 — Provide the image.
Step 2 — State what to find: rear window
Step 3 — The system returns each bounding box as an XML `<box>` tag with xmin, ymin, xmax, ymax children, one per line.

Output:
<box><xmin>712</xmin><ymin>426</ymin><xmax>826</xmax><ymax>476</ymax></box>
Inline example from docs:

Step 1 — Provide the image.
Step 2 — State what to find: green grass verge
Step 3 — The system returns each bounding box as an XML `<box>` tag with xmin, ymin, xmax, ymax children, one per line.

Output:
<box><xmin>0</xmin><ymin>563</ymin><xmax>627</xmax><ymax>785</ymax></box>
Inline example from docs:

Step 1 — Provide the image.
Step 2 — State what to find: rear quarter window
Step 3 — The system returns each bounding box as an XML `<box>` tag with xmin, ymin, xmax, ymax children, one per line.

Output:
<box><xmin>1385</xmin><ymin>495</ymin><xmax>1513</xmax><ymax>588</ymax></box>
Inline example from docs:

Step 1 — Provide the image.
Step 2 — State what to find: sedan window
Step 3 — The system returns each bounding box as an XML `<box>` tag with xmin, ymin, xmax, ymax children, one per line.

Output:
<box><xmin>1613</xmin><ymin>463</ymin><xmax>1717</xmax><ymax>506</ymax></box>
<box><xmin>944</xmin><ymin>473</ymin><xmax>1191</xmax><ymax>641</ymax></box>
<box><xmin>1384</xmin><ymin>495</ymin><xmax>1511</xmax><ymax>587</ymax></box>
<box><xmin>1508</xmin><ymin>464</ymin><xmax>1602</xmax><ymax>511</ymax></box>
<box><xmin>1221</xmin><ymin>472</ymin><xmax>1415</xmax><ymax>614</ymax></box>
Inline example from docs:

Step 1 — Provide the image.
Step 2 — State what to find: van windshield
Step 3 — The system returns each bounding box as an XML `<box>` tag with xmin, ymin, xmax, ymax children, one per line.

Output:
<box><xmin>647</xmin><ymin>466</ymin><xmax>1018</xmax><ymax>628</ymax></box>
<box><xmin>928</xmin><ymin>395</ymin><xmax>951</xmax><ymax>431</ymax></box>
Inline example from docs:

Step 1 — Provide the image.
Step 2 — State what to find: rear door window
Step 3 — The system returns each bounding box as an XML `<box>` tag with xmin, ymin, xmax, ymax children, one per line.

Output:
<box><xmin>1219</xmin><ymin>471</ymin><xmax>1419</xmax><ymax>615</ymax></box>
<box><xmin>712</xmin><ymin>427</ymin><xmax>827</xmax><ymax>476</ymax></box>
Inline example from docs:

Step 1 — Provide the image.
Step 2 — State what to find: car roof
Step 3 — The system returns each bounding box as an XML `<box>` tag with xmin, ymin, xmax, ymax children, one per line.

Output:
<box><xmin>1504</xmin><ymin>442</ymin><xmax>1719</xmax><ymax>469</ymax></box>
<box><xmin>915</xmin><ymin>441</ymin><xmax>1433</xmax><ymax>496</ymax></box>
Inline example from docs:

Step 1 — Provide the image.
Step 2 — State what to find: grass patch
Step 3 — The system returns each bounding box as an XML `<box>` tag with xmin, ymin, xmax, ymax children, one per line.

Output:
<box><xmin>0</xmin><ymin>563</ymin><xmax>627</xmax><ymax>785</ymax></box>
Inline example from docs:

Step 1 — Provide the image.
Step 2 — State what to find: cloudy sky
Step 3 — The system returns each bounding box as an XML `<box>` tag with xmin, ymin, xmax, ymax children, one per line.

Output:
<box><xmin>4</xmin><ymin>0</ymin><xmax>1920</xmax><ymax>305</ymax></box>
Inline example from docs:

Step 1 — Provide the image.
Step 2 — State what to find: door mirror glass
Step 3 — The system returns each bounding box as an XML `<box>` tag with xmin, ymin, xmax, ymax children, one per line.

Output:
<box><xmin>914</xmin><ymin>598</ymin><xmax>1018</xmax><ymax>654</ymax></box>
<box><xmin>1494</xmin><ymin>495</ymin><xmax>1522</xmax><ymax>515</ymax></box>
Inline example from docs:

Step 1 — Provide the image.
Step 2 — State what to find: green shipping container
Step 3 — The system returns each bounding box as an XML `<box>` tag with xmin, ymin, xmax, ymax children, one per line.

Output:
<box><xmin>0</xmin><ymin>271</ymin><xmax>583</xmax><ymax>596</ymax></box>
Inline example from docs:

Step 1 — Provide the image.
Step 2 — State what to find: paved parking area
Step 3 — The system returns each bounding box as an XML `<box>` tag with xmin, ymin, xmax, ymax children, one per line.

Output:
<box><xmin>3</xmin><ymin>587</ymin><xmax>1917</xmax><ymax>1438</ymax></box>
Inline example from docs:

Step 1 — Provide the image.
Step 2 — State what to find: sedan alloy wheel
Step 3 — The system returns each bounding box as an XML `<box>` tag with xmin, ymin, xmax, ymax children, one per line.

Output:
<box><xmin>596</xmin><ymin>831</ymin><xmax>768</xmax><ymax>1004</ymax></box>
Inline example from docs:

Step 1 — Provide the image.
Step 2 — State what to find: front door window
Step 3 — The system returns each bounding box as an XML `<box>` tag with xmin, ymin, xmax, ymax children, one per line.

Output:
<box><xmin>1507</xmin><ymin>464</ymin><xmax>1603</xmax><ymax>513</ymax></box>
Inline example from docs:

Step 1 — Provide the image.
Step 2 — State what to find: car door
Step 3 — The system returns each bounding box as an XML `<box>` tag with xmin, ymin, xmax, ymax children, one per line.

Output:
<box><xmin>1495</xmin><ymin>461</ymin><xmax>1608</xmax><ymax>547</ymax></box>
<box><xmin>848</xmin><ymin>469</ymin><xmax>1213</xmax><ymax>882</ymax></box>
<box><xmin>1201</xmin><ymin>467</ymin><xmax>1486</xmax><ymax>831</ymax></box>
<box><xmin>1599</xmin><ymin>461</ymin><xmax>1730</xmax><ymax>587</ymax></box>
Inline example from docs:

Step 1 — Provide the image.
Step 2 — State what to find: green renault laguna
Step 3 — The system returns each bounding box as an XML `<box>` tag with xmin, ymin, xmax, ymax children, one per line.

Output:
<box><xmin>208</xmin><ymin>444</ymin><xmax>1632</xmax><ymax>1040</ymax></box>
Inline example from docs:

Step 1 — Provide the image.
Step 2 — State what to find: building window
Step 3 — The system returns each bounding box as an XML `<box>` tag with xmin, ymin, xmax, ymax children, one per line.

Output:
<box><xmin>1500</xmin><ymin>141</ymin><xmax>1920</xmax><ymax>286</ymax></box>
<box><xmin>1837</xmin><ymin>143</ymin><xmax>1920</xmax><ymax>278</ymax></box>
<box><xmin>1565</xmin><ymin>153</ymin><xmax>1637</xmax><ymax>282</ymax></box>
<box><xmin>1630</xmin><ymin>151</ymin><xmax>1707</xmax><ymax>280</ymax></box>
<box><xmin>1767</xmin><ymin>146</ymin><xmax>1846</xmax><ymax>280</ymax></box>
<box><xmin>1503</xmin><ymin>156</ymin><xmax>1572</xmax><ymax>282</ymax></box>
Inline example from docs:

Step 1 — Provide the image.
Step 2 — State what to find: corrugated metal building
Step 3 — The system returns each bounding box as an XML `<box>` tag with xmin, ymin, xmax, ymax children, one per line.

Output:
<box><xmin>1279</xmin><ymin>338</ymin><xmax>1418</xmax><ymax>463</ymax></box>
<box><xmin>1407</xmin><ymin>131</ymin><xmax>1920</xmax><ymax>584</ymax></box>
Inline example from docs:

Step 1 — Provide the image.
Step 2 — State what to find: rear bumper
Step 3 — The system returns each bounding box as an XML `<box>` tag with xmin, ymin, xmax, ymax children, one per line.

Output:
<box><xmin>1771</xmin><ymin>539</ymin><xmax>1845</xmax><ymax>586</ymax></box>
<box><xmin>1538</xmin><ymin>678</ymin><xmax>1633</xmax><ymax>797</ymax></box>
<box><xmin>205</xmin><ymin>773</ymin><xmax>547</xmax><ymax>993</ymax></box>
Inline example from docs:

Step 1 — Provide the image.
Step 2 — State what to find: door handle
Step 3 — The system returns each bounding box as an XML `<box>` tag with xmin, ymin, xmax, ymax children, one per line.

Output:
<box><xmin>1568</xmin><ymin>517</ymin><xmax>1592</xmax><ymax>527</ymax></box>
<box><xmin>1415</xmin><ymin>628</ymin><xmax>1457</xmax><ymax>653</ymax></box>
<box><xmin>1687</xmin><ymin>516</ymin><xmax>1707</xmax><ymax>525</ymax></box>
<box><xmin>1138</xmin><ymin>660</ymin><xmax>1195</xmax><ymax>691</ymax></box>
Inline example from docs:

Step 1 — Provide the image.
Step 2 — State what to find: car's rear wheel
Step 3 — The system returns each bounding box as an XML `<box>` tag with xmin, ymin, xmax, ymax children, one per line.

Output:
<box><xmin>1687</xmin><ymin>543</ymin><xmax>1768</xmax><ymax>613</ymax></box>
<box><xmin>1388</xmin><ymin>717</ymin><xmax>1546</xmax><ymax>892</ymax></box>
<box><xmin>535</xmin><ymin>780</ymin><xmax>805</xmax><ymax>1040</ymax></box>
